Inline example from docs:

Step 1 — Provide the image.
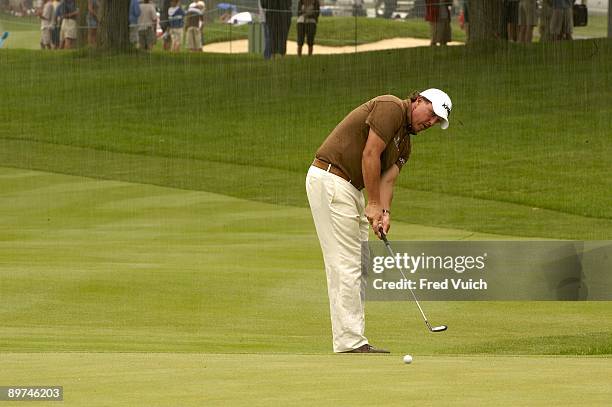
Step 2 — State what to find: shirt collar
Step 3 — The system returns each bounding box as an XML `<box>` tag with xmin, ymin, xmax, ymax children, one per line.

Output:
<box><xmin>403</xmin><ymin>99</ymin><xmax>415</xmax><ymax>135</ymax></box>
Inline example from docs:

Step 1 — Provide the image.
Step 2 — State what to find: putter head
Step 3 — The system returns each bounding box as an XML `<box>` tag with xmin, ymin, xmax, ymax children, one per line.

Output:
<box><xmin>431</xmin><ymin>325</ymin><xmax>448</xmax><ymax>332</ymax></box>
<box><xmin>426</xmin><ymin>321</ymin><xmax>448</xmax><ymax>332</ymax></box>
<box><xmin>1</xmin><ymin>32</ymin><xmax>8</xmax><ymax>40</ymax></box>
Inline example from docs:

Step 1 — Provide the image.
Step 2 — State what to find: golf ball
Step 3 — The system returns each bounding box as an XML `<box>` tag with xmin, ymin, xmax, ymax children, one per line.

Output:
<box><xmin>403</xmin><ymin>354</ymin><xmax>413</xmax><ymax>364</ymax></box>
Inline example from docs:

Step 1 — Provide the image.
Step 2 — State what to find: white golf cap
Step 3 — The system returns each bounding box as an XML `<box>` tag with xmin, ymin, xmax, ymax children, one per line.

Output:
<box><xmin>188</xmin><ymin>2</ymin><xmax>203</xmax><ymax>14</ymax></box>
<box><xmin>419</xmin><ymin>88</ymin><xmax>452</xmax><ymax>130</ymax></box>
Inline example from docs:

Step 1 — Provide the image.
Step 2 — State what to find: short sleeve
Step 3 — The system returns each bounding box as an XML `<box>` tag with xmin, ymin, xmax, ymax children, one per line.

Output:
<box><xmin>365</xmin><ymin>101</ymin><xmax>403</xmax><ymax>145</ymax></box>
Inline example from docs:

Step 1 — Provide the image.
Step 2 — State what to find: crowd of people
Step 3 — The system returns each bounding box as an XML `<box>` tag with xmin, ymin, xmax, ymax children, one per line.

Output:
<box><xmin>28</xmin><ymin>0</ymin><xmax>206</xmax><ymax>51</ymax></box>
<box><xmin>427</xmin><ymin>0</ymin><xmax>579</xmax><ymax>46</ymax></box>
<box><xmin>33</xmin><ymin>0</ymin><xmax>79</xmax><ymax>49</ymax></box>
<box><xmin>27</xmin><ymin>0</ymin><xmax>320</xmax><ymax>56</ymax></box>
<box><xmin>259</xmin><ymin>0</ymin><xmax>320</xmax><ymax>58</ymax></box>
<box><xmin>156</xmin><ymin>0</ymin><xmax>206</xmax><ymax>52</ymax></box>
<box><xmin>3</xmin><ymin>1</ymin><xmax>587</xmax><ymax>53</ymax></box>
<box><xmin>502</xmin><ymin>0</ymin><xmax>577</xmax><ymax>42</ymax></box>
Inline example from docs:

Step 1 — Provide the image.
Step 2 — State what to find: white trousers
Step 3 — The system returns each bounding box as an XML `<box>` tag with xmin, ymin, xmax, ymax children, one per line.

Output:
<box><xmin>306</xmin><ymin>166</ymin><xmax>369</xmax><ymax>352</ymax></box>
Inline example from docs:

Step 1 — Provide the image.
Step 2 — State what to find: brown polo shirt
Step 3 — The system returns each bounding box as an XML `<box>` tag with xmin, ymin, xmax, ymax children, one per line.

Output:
<box><xmin>315</xmin><ymin>95</ymin><xmax>413</xmax><ymax>190</ymax></box>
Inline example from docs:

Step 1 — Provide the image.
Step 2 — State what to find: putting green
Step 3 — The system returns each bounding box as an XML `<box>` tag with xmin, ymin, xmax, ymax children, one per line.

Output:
<box><xmin>1</xmin><ymin>353</ymin><xmax>611</xmax><ymax>406</ymax></box>
<box><xmin>1</xmin><ymin>167</ymin><xmax>610</xmax><ymax>404</ymax></box>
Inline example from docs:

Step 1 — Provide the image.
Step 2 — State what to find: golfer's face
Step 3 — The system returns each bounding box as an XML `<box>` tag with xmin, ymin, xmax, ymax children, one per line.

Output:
<box><xmin>412</xmin><ymin>100</ymin><xmax>441</xmax><ymax>133</ymax></box>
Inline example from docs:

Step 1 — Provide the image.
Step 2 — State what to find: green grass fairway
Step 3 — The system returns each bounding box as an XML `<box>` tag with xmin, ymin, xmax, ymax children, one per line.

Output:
<box><xmin>1</xmin><ymin>40</ymin><xmax>611</xmax><ymax>240</ymax></box>
<box><xmin>1</xmin><ymin>167</ymin><xmax>611</xmax><ymax>405</ymax></box>
<box><xmin>1</xmin><ymin>353</ymin><xmax>611</xmax><ymax>406</ymax></box>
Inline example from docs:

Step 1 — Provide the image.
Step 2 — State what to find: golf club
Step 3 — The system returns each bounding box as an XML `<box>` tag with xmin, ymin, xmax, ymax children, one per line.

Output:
<box><xmin>379</xmin><ymin>230</ymin><xmax>448</xmax><ymax>333</ymax></box>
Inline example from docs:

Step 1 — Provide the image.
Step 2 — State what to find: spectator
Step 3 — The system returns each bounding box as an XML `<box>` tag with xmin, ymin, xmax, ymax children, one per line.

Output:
<box><xmin>459</xmin><ymin>0</ymin><xmax>469</xmax><ymax>42</ymax></box>
<box><xmin>550</xmin><ymin>0</ymin><xmax>573</xmax><ymax>41</ymax></box>
<box><xmin>56</xmin><ymin>0</ymin><xmax>78</xmax><ymax>49</ymax></box>
<box><xmin>168</xmin><ymin>0</ymin><xmax>185</xmax><ymax>52</ymax></box>
<box><xmin>261</xmin><ymin>0</ymin><xmax>292</xmax><ymax>58</ymax></box>
<box><xmin>160</xmin><ymin>0</ymin><xmax>172</xmax><ymax>51</ymax></box>
<box><xmin>296</xmin><ymin>0</ymin><xmax>319</xmax><ymax>56</ymax></box>
<box><xmin>128</xmin><ymin>0</ymin><xmax>141</xmax><ymax>47</ymax></box>
<box><xmin>504</xmin><ymin>0</ymin><xmax>519</xmax><ymax>42</ymax></box>
<box><xmin>353</xmin><ymin>0</ymin><xmax>365</xmax><ymax>17</ymax></box>
<box><xmin>257</xmin><ymin>0</ymin><xmax>271</xmax><ymax>59</ymax></box>
<box><xmin>539</xmin><ymin>0</ymin><xmax>553</xmax><ymax>42</ymax></box>
<box><xmin>37</xmin><ymin>0</ymin><xmax>54</xmax><ymax>49</ymax></box>
<box><xmin>380</xmin><ymin>0</ymin><xmax>395</xmax><ymax>19</ymax></box>
<box><xmin>12</xmin><ymin>0</ymin><xmax>27</xmax><ymax>16</ymax></box>
<box><xmin>86</xmin><ymin>0</ymin><xmax>99</xmax><ymax>47</ymax></box>
<box><xmin>51</xmin><ymin>0</ymin><xmax>60</xmax><ymax>48</ymax></box>
<box><xmin>185</xmin><ymin>2</ymin><xmax>203</xmax><ymax>52</ymax></box>
<box><xmin>196</xmin><ymin>1</ymin><xmax>205</xmax><ymax>46</ymax></box>
<box><xmin>425</xmin><ymin>0</ymin><xmax>452</xmax><ymax>47</ymax></box>
<box><xmin>138</xmin><ymin>0</ymin><xmax>157</xmax><ymax>51</ymax></box>
<box><xmin>518</xmin><ymin>0</ymin><xmax>536</xmax><ymax>43</ymax></box>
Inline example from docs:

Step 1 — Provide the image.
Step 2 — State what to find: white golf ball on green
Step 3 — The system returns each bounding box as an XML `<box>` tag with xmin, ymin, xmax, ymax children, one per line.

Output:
<box><xmin>403</xmin><ymin>354</ymin><xmax>413</xmax><ymax>364</ymax></box>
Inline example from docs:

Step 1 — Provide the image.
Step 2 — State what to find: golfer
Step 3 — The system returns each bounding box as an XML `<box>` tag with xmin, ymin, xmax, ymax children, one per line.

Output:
<box><xmin>306</xmin><ymin>89</ymin><xmax>452</xmax><ymax>353</ymax></box>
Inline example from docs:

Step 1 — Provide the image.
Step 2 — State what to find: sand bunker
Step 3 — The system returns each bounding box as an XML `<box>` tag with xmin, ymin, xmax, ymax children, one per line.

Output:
<box><xmin>202</xmin><ymin>37</ymin><xmax>462</xmax><ymax>55</ymax></box>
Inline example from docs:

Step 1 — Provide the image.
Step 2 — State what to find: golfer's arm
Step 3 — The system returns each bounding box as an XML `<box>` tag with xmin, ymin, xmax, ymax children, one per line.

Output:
<box><xmin>380</xmin><ymin>164</ymin><xmax>399</xmax><ymax>210</ymax></box>
<box><xmin>362</xmin><ymin>129</ymin><xmax>387</xmax><ymax>205</ymax></box>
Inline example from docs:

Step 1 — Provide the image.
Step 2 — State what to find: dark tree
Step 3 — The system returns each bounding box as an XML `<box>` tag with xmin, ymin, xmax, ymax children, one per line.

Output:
<box><xmin>467</xmin><ymin>0</ymin><xmax>504</xmax><ymax>44</ymax></box>
<box><xmin>77</xmin><ymin>0</ymin><xmax>88</xmax><ymax>46</ymax></box>
<box><xmin>608</xmin><ymin>1</ymin><xmax>612</xmax><ymax>39</ymax></box>
<box><xmin>98</xmin><ymin>0</ymin><xmax>130</xmax><ymax>51</ymax></box>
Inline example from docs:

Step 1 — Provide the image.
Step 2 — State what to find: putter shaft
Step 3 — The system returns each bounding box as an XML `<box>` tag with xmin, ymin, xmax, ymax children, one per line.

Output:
<box><xmin>379</xmin><ymin>231</ymin><xmax>447</xmax><ymax>333</ymax></box>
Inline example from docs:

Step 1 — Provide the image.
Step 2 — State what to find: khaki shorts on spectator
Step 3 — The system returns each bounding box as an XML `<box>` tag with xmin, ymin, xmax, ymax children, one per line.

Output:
<box><xmin>60</xmin><ymin>18</ymin><xmax>77</xmax><ymax>41</ymax></box>
<box><xmin>518</xmin><ymin>0</ymin><xmax>537</xmax><ymax>27</ymax></box>
<box><xmin>170</xmin><ymin>28</ymin><xmax>183</xmax><ymax>47</ymax></box>
<box><xmin>186</xmin><ymin>27</ymin><xmax>202</xmax><ymax>50</ymax></box>
<box><xmin>550</xmin><ymin>8</ymin><xmax>573</xmax><ymax>36</ymax></box>
<box><xmin>41</xmin><ymin>27</ymin><xmax>52</xmax><ymax>46</ymax></box>
<box><xmin>138</xmin><ymin>27</ymin><xmax>156</xmax><ymax>49</ymax></box>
